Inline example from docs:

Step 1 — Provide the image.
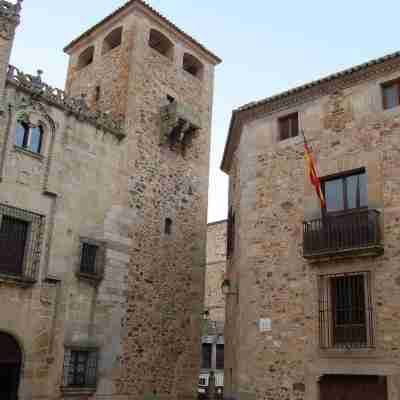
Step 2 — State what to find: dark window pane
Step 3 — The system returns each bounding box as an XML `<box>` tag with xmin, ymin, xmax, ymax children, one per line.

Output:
<box><xmin>290</xmin><ymin>114</ymin><xmax>299</xmax><ymax>137</ymax></box>
<box><xmin>216</xmin><ymin>344</ymin><xmax>224</xmax><ymax>370</ymax></box>
<box><xmin>279</xmin><ymin>118</ymin><xmax>290</xmax><ymax>140</ymax></box>
<box><xmin>29</xmin><ymin>126</ymin><xmax>43</xmax><ymax>153</ymax></box>
<box><xmin>383</xmin><ymin>84</ymin><xmax>399</xmax><ymax>109</ymax></box>
<box><xmin>80</xmin><ymin>243</ymin><xmax>98</xmax><ymax>275</ymax></box>
<box><xmin>201</xmin><ymin>343</ymin><xmax>212</xmax><ymax>369</ymax></box>
<box><xmin>0</xmin><ymin>216</ymin><xmax>28</xmax><ymax>276</ymax></box>
<box><xmin>359</xmin><ymin>173</ymin><xmax>368</xmax><ymax>207</ymax></box>
<box><xmin>15</xmin><ymin>122</ymin><xmax>28</xmax><ymax>147</ymax></box>
<box><xmin>346</xmin><ymin>173</ymin><xmax>367</xmax><ymax>209</ymax></box>
<box><xmin>325</xmin><ymin>179</ymin><xmax>344</xmax><ymax>212</ymax></box>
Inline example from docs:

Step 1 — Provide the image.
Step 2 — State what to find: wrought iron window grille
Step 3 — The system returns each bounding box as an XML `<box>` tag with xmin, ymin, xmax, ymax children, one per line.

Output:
<box><xmin>77</xmin><ymin>238</ymin><xmax>105</xmax><ymax>282</ymax></box>
<box><xmin>318</xmin><ymin>271</ymin><xmax>375</xmax><ymax>350</ymax></box>
<box><xmin>62</xmin><ymin>347</ymin><xmax>98</xmax><ymax>390</ymax></box>
<box><xmin>0</xmin><ymin>203</ymin><xmax>45</xmax><ymax>283</ymax></box>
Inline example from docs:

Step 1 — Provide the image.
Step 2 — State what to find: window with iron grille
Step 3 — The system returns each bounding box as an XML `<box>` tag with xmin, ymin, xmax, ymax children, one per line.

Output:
<box><xmin>319</xmin><ymin>272</ymin><xmax>374</xmax><ymax>349</ymax></box>
<box><xmin>0</xmin><ymin>203</ymin><xmax>45</xmax><ymax>282</ymax></box>
<box><xmin>63</xmin><ymin>348</ymin><xmax>98</xmax><ymax>389</ymax></box>
<box><xmin>382</xmin><ymin>79</ymin><xmax>400</xmax><ymax>110</ymax></box>
<box><xmin>201</xmin><ymin>343</ymin><xmax>212</xmax><ymax>369</ymax></box>
<box><xmin>78</xmin><ymin>239</ymin><xmax>105</xmax><ymax>281</ymax></box>
<box><xmin>279</xmin><ymin>112</ymin><xmax>299</xmax><ymax>141</ymax></box>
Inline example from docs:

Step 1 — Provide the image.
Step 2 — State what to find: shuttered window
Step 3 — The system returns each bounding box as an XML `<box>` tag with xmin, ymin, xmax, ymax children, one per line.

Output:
<box><xmin>382</xmin><ymin>79</ymin><xmax>400</xmax><ymax>110</ymax></box>
<box><xmin>0</xmin><ymin>216</ymin><xmax>28</xmax><ymax>276</ymax></box>
<box><xmin>216</xmin><ymin>344</ymin><xmax>224</xmax><ymax>370</ymax></box>
<box><xmin>201</xmin><ymin>343</ymin><xmax>212</xmax><ymax>369</ymax></box>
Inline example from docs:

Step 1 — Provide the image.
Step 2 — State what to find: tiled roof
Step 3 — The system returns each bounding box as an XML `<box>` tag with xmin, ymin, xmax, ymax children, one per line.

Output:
<box><xmin>221</xmin><ymin>50</ymin><xmax>400</xmax><ymax>173</ymax></box>
<box><xmin>63</xmin><ymin>0</ymin><xmax>221</xmax><ymax>64</ymax></box>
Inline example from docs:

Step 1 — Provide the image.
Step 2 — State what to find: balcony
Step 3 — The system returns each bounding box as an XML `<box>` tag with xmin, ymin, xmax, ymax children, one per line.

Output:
<box><xmin>303</xmin><ymin>209</ymin><xmax>383</xmax><ymax>260</ymax></box>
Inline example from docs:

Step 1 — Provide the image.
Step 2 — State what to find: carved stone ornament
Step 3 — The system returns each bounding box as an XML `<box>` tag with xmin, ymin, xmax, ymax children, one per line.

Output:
<box><xmin>0</xmin><ymin>19</ymin><xmax>13</xmax><ymax>40</ymax></box>
<box><xmin>0</xmin><ymin>0</ymin><xmax>22</xmax><ymax>40</ymax></box>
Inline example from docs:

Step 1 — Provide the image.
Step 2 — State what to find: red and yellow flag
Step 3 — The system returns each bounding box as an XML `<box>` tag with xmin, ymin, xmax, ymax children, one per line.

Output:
<box><xmin>304</xmin><ymin>138</ymin><xmax>325</xmax><ymax>209</ymax></box>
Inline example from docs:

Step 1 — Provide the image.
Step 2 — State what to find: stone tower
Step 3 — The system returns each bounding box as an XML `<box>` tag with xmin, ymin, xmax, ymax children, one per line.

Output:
<box><xmin>64</xmin><ymin>2</ymin><xmax>221</xmax><ymax>399</ymax></box>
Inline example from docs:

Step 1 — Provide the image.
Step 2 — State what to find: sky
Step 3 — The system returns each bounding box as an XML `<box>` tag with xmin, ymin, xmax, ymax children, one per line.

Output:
<box><xmin>9</xmin><ymin>0</ymin><xmax>400</xmax><ymax>222</ymax></box>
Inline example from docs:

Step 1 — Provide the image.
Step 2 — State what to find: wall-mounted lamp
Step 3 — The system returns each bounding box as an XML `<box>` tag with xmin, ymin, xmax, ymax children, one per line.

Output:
<box><xmin>221</xmin><ymin>279</ymin><xmax>238</xmax><ymax>296</ymax></box>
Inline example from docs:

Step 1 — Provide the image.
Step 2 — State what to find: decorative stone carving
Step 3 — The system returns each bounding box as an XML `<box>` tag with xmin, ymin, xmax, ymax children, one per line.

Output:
<box><xmin>7</xmin><ymin>65</ymin><xmax>126</xmax><ymax>139</ymax></box>
<box><xmin>0</xmin><ymin>0</ymin><xmax>22</xmax><ymax>40</ymax></box>
<box><xmin>160</xmin><ymin>100</ymin><xmax>201</xmax><ymax>155</ymax></box>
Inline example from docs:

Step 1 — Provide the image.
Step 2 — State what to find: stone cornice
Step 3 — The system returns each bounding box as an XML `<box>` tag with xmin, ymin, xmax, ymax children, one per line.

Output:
<box><xmin>6</xmin><ymin>65</ymin><xmax>126</xmax><ymax>140</ymax></box>
<box><xmin>221</xmin><ymin>51</ymin><xmax>400</xmax><ymax>174</ymax></box>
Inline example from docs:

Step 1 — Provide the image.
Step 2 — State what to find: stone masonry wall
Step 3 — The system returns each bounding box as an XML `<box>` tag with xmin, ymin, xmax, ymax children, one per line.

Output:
<box><xmin>205</xmin><ymin>221</ymin><xmax>227</xmax><ymax>323</ymax></box>
<box><xmin>226</xmin><ymin>64</ymin><xmax>400</xmax><ymax>400</ymax></box>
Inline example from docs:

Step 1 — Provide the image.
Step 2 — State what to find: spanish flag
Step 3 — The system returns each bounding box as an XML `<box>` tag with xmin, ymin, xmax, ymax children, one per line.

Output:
<box><xmin>303</xmin><ymin>132</ymin><xmax>325</xmax><ymax>209</ymax></box>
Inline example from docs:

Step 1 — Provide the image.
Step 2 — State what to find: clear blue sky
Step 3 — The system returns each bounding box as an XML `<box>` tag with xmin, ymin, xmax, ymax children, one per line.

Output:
<box><xmin>10</xmin><ymin>0</ymin><xmax>400</xmax><ymax>222</ymax></box>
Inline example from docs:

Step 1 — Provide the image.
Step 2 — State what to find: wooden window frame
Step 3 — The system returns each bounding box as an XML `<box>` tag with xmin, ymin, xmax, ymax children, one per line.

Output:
<box><xmin>278</xmin><ymin>112</ymin><xmax>299</xmax><ymax>141</ymax></box>
<box><xmin>321</xmin><ymin>167</ymin><xmax>367</xmax><ymax>215</ymax></box>
<box><xmin>382</xmin><ymin>78</ymin><xmax>400</xmax><ymax>110</ymax></box>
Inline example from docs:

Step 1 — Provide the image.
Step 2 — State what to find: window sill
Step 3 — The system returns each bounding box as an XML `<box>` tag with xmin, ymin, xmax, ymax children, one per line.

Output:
<box><xmin>276</xmin><ymin>135</ymin><xmax>302</xmax><ymax>147</ymax></box>
<box><xmin>76</xmin><ymin>271</ymin><xmax>103</xmax><ymax>284</ymax></box>
<box><xmin>0</xmin><ymin>272</ymin><xmax>36</xmax><ymax>287</ymax></box>
<box><xmin>319</xmin><ymin>346</ymin><xmax>378</xmax><ymax>359</ymax></box>
<box><xmin>14</xmin><ymin>145</ymin><xmax>44</xmax><ymax>161</ymax></box>
<box><xmin>60</xmin><ymin>386</ymin><xmax>96</xmax><ymax>396</ymax></box>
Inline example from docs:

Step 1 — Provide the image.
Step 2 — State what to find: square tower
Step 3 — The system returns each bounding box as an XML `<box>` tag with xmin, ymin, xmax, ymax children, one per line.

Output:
<box><xmin>64</xmin><ymin>2</ymin><xmax>221</xmax><ymax>400</ymax></box>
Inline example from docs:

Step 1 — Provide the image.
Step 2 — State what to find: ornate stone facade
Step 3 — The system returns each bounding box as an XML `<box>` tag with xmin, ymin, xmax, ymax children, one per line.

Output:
<box><xmin>223</xmin><ymin>53</ymin><xmax>400</xmax><ymax>400</ymax></box>
<box><xmin>0</xmin><ymin>2</ymin><xmax>220</xmax><ymax>400</ymax></box>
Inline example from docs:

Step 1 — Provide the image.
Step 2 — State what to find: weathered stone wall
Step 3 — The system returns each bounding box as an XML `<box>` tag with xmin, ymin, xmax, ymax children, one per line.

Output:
<box><xmin>205</xmin><ymin>221</ymin><xmax>227</xmax><ymax>323</ymax></box>
<box><xmin>225</xmin><ymin>64</ymin><xmax>400</xmax><ymax>400</ymax></box>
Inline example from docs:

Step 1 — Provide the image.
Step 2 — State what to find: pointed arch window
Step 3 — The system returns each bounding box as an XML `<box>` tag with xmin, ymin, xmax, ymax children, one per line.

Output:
<box><xmin>15</xmin><ymin>121</ymin><xmax>43</xmax><ymax>154</ymax></box>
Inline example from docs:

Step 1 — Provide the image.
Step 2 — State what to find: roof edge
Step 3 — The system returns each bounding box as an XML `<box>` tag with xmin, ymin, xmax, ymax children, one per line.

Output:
<box><xmin>221</xmin><ymin>50</ymin><xmax>400</xmax><ymax>174</ymax></box>
<box><xmin>63</xmin><ymin>0</ymin><xmax>221</xmax><ymax>65</ymax></box>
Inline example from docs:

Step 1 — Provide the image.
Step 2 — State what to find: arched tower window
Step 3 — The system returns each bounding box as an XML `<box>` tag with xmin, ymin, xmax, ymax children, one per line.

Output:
<box><xmin>183</xmin><ymin>53</ymin><xmax>204</xmax><ymax>79</ymax></box>
<box><xmin>102</xmin><ymin>27</ymin><xmax>123</xmax><ymax>54</ymax></box>
<box><xmin>149</xmin><ymin>29</ymin><xmax>174</xmax><ymax>60</ymax></box>
<box><xmin>77</xmin><ymin>46</ymin><xmax>95</xmax><ymax>70</ymax></box>
<box><xmin>0</xmin><ymin>332</ymin><xmax>22</xmax><ymax>398</ymax></box>
<box><xmin>16</xmin><ymin>122</ymin><xmax>43</xmax><ymax>154</ymax></box>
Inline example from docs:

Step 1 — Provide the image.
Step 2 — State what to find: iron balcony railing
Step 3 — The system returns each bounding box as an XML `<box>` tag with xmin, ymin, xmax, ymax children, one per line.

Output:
<box><xmin>303</xmin><ymin>209</ymin><xmax>383</xmax><ymax>258</ymax></box>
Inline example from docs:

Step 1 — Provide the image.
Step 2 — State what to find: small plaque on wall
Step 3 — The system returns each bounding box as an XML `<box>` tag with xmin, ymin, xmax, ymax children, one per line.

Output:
<box><xmin>258</xmin><ymin>318</ymin><xmax>272</xmax><ymax>332</ymax></box>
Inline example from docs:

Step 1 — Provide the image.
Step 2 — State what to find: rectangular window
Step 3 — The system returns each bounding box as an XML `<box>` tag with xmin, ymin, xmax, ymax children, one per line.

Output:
<box><xmin>0</xmin><ymin>215</ymin><xmax>28</xmax><ymax>276</ymax></box>
<box><xmin>279</xmin><ymin>112</ymin><xmax>299</xmax><ymax>141</ymax></box>
<box><xmin>80</xmin><ymin>243</ymin><xmax>98</xmax><ymax>275</ymax></box>
<box><xmin>63</xmin><ymin>349</ymin><xmax>98</xmax><ymax>388</ymax></box>
<box><xmin>201</xmin><ymin>343</ymin><xmax>212</xmax><ymax>369</ymax></box>
<box><xmin>216</xmin><ymin>344</ymin><xmax>224</xmax><ymax>370</ymax></box>
<box><xmin>382</xmin><ymin>79</ymin><xmax>400</xmax><ymax>110</ymax></box>
<box><xmin>323</xmin><ymin>169</ymin><xmax>367</xmax><ymax>213</ymax></box>
<box><xmin>0</xmin><ymin>203</ymin><xmax>44</xmax><ymax>282</ymax></box>
<box><xmin>319</xmin><ymin>272</ymin><xmax>374</xmax><ymax>349</ymax></box>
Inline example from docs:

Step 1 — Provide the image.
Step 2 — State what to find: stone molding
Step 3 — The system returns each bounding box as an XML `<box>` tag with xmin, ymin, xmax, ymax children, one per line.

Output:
<box><xmin>6</xmin><ymin>65</ymin><xmax>126</xmax><ymax>139</ymax></box>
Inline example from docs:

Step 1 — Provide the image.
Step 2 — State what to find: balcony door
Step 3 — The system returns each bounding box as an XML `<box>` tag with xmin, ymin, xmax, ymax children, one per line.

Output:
<box><xmin>320</xmin><ymin>375</ymin><xmax>387</xmax><ymax>400</ymax></box>
<box><xmin>0</xmin><ymin>333</ymin><xmax>22</xmax><ymax>400</ymax></box>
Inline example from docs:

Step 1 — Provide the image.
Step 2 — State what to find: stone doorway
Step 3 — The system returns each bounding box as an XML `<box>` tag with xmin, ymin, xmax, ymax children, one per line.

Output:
<box><xmin>320</xmin><ymin>375</ymin><xmax>387</xmax><ymax>400</ymax></box>
<box><xmin>0</xmin><ymin>333</ymin><xmax>22</xmax><ymax>400</ymax></box>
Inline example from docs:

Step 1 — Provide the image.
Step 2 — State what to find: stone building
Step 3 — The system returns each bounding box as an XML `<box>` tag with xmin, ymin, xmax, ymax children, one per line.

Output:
<box><xmin>199</xmin><ymin>220</ymin><xmax>227</xmax><ymax>396</ymax></box>
<box><xmin>222</xmin><ymin>51</ymin><xmax>400</xmax><ymax>400</ymax></box>
<box><xmin>0</xmin><ymin>1</ymin><xmax>220</xmax><ymax>399</ymax></box>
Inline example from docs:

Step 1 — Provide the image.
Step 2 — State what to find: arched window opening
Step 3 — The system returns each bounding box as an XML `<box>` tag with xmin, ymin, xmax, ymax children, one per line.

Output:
<box><xmin>149</xmin><ymin>29</ymin><xmax>174</xmax><ymax>60</ymax></box>
<box><xmin>102</xmin><ymin>27</ymin><xmax>123</xmax><ymax>54</ymax></box>
<box><xmin>15</xmin><ymin>122</ymin><xmax>43</xmax><ymax>154</ymax></box>
<box><xmin>165</xmin><ymin>218</ymin><xmax>173</xmax><ymax>235</ymax></box>
<box><xmin>183</xmin><ymin>53</ymin><xmax>204</xmax><ymax>79</ymax></box>
<box><xmin>77</xmin><ymin>46</ymin><xmax>95</xmax><ymax>70</ymax></box>
<box><xmin>0</xmin><ymin>332</ymin><xmax>22</xmax><ymax>399</ymax></box>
